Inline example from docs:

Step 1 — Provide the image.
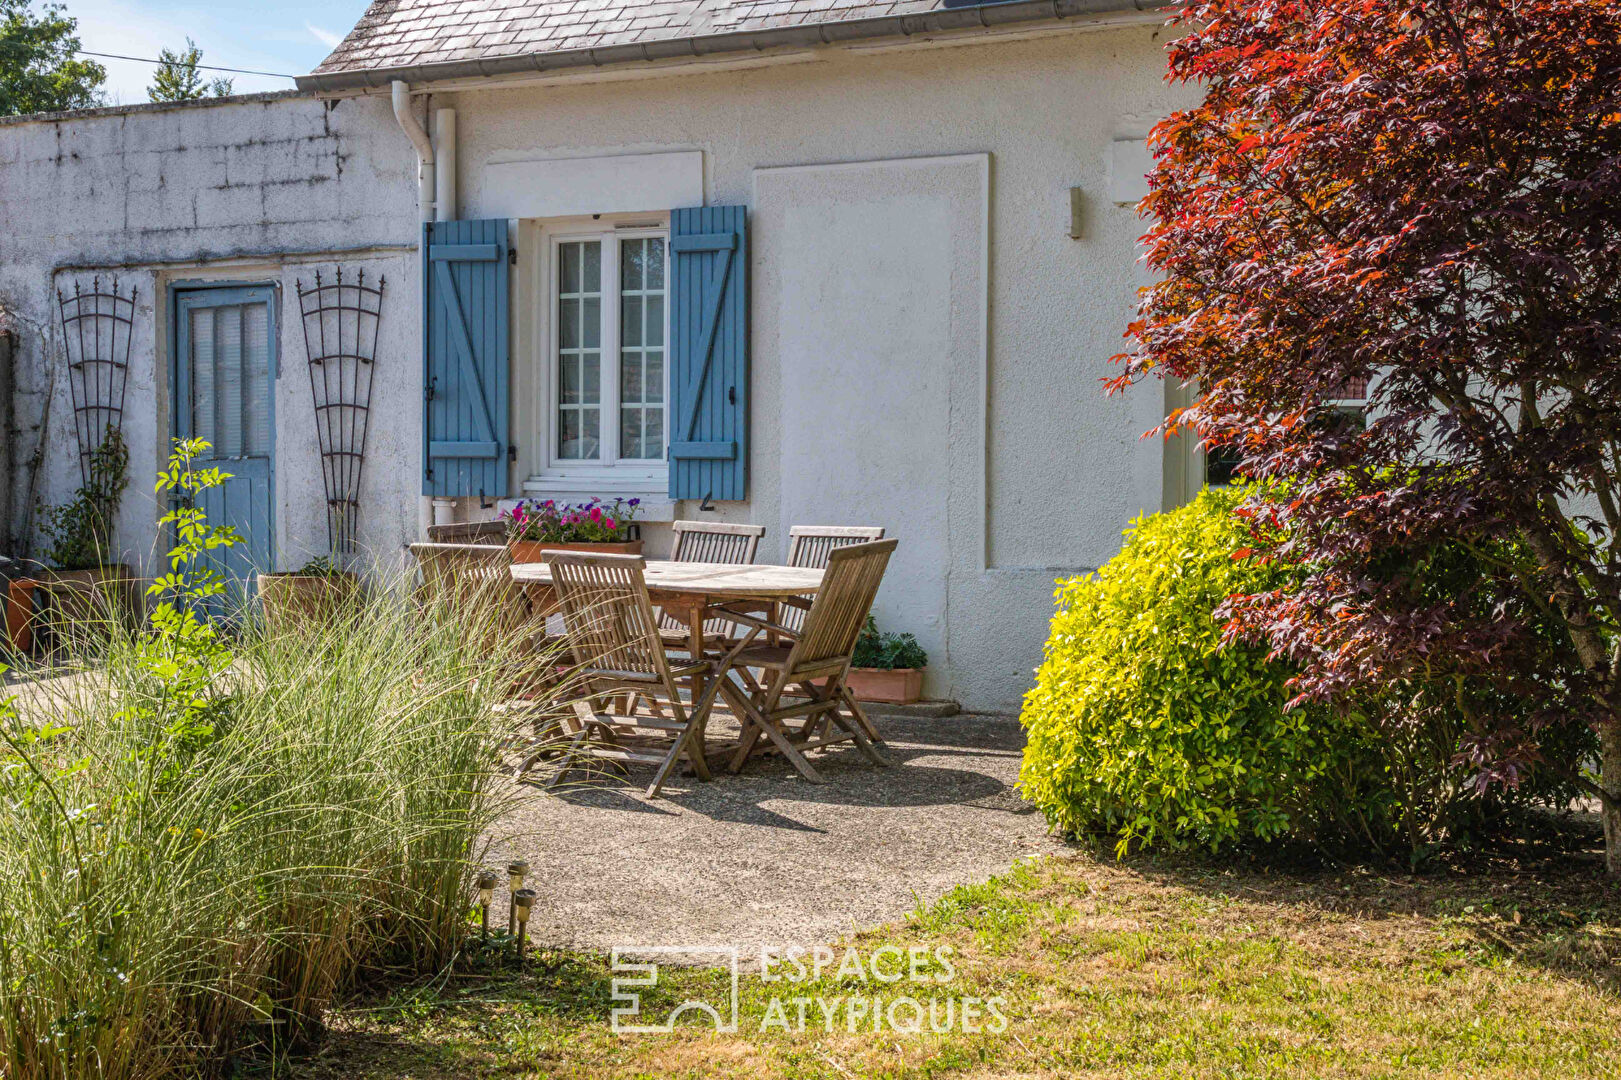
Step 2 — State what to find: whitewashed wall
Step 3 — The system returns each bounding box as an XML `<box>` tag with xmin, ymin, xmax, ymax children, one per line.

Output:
<box><xmin>452</xmin><ymin>25</ymin><xmax>1193</xmax><ymax>710</ymax></box>
<box><xmin>0</xmin><ymin>93</ymin><xmax>419</xmax><ymax>583</ymax></box>
<box><xmin>0</xmin><ymin>23</ymin><xmax>1193</xmax><ymax>712</ymax></box>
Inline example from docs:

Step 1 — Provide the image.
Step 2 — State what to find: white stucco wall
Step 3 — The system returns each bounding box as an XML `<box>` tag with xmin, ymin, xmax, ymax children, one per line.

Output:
<box><xmin>0</xmin><ymin>23</ymin><xmax>1192</xmax><ymax>713</ymax></box>
<box><xmin>0</xmin><ymin>93</ymin><xmax>419</xmax><ymax>583</ymax></box>
<box><xmin>450</xmin><ymin>25</ymin><xmax>1193</xmax><ymax>710</ymax></box>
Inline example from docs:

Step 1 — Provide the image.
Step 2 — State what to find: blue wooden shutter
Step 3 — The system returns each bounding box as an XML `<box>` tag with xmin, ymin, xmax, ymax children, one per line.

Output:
<box><xmin>422</xmin><ymin>218</ymin><xmax>509</xmax><ymax>497</ymax></box>
<box><xmin>668</xmin><ymin>205</ymin><xmax>748</xmax><ymax>501</ymax></box>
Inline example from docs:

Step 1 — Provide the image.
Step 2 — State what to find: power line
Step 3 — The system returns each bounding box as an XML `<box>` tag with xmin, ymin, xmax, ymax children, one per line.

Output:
<box><xmin>77</xmin><ymin>50</ymin><xmax>299</xmax><ymax>80</ymax></box>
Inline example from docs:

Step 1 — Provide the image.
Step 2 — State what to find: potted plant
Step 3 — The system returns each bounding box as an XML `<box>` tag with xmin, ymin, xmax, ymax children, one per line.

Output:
<box><xmin>2</xmin><ymin>559</ymin><xmax>40</xmax><ymax>655</ymax></box>
<box><xmin>844</xmin><ymin>616</ymin><xmax>928</xmax><ymax>704</ymax></box>
<box><xmin>36</xmin><ymin>427</ymin><xmax>134</xmax><ymax>631</ymax></box>
<box><xmin>504</xmin><ymin>497</ymin><xmax>644</xmax><ymax>563</ymax></box>
<box><xmin>257</xmin><ymin>555</ymin><xmax>361</xmax><ymax>633</ymax></box>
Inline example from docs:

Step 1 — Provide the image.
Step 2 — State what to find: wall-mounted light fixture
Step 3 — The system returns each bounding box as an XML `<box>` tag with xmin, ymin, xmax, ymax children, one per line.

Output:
<box><xmin>1069</xmin><ymin>187</ymin><xmax>1086</xmax><ymax>240</ymax></box>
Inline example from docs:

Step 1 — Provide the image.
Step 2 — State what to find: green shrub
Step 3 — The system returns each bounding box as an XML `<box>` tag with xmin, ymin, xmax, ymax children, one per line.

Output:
<box><xmin>1018</xmin><ymin>486</ymin><xmax>1383</xmax><ymax>854</ymax></box>
<box><xmin>1018</xmin><ymin>486</ymin><xmax>1596</xmax><ymax>860</ymax></box>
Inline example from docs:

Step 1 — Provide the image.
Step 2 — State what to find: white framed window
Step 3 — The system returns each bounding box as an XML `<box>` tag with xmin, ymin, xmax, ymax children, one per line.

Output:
<box><xmin>526</xmin><ymin>217</ymin><xmax>670</xmax><ymax>494</ymax></box>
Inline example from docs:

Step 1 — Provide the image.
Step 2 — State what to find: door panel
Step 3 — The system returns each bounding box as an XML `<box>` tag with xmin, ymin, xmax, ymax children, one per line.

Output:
<box><xmin>174</xmin><ymin>285</ymin><xmax>276</xmax><ymax>612</ymax></box>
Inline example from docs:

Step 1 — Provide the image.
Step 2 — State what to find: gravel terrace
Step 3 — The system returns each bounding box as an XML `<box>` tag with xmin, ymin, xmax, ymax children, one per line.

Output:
<box><xmin>490</xmin><ymin>712</ymin><xmax>1066</xmax><ymax>959</ymax></box>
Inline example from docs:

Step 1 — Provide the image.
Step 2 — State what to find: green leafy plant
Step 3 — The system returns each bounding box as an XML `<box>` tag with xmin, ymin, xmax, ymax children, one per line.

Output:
<box><xmin>291</xmin><ymin>555</ymin><xmax>348</xmax><ymax>577</ymax></box>
<box><xmin>38</xmin><ymin>425</ymin><xmax>127</xmax><ymax>570</ymax></box>
<box><xmin>851</xmin><ymin>616</ymin><xmax>927</xmax><ymax>670</ymax></box>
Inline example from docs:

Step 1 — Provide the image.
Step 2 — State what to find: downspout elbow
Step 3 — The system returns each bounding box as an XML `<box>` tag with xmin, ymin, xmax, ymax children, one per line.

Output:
<box><xmin>392</xmin><ymin>80</ymin><xmax>434</xmax><ymax>165</ymax></box>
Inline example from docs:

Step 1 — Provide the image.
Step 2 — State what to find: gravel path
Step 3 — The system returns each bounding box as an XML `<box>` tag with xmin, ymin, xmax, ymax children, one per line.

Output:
<box><xmin>491</xmin><ymin>713</ymin><xmax>1066</xmax><ymax>958</ymax></box>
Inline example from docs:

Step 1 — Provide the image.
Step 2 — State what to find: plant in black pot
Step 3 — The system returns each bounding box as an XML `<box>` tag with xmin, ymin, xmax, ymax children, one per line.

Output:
<box><xmin>37</xmin><ymin>426</ymin><xmax>134</xmax><ymax>636</ymax></box>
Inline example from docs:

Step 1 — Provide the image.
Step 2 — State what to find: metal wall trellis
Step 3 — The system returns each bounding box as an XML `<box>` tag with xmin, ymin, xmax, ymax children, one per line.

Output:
<box><xmin>297</xmin><ymin>267</ymin><xmax>386</xmax><ymax>556</ymax></box>
<box><xmin>57</xmin><ymin>276</ymin><xmax>135</xmax><ymax>484</ymax></box>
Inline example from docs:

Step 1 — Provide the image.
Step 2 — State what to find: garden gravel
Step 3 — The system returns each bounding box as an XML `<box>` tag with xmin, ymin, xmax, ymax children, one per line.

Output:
<box><xmin>489</xmin><ymin>713</ymin><xmax>1066</xmax><ymax>959</ymax></box>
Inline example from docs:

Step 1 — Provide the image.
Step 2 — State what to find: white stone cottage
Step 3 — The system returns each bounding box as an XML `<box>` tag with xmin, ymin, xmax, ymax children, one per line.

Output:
<box><xmin>0</xmin><ymin>0</ymin><xmax>1205</xmax><ymax>713</ymax></box>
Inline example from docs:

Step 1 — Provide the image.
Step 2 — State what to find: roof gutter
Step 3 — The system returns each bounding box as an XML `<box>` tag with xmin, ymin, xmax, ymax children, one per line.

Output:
<box><xmin>297</xmin><ymin>0</ymin><xmax>1174</xmax><ymax>95</ymax></box>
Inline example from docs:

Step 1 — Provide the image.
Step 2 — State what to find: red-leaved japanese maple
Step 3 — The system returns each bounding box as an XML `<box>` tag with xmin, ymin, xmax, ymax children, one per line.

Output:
<box><xmin>1117</xmin><ymin>0</ymin><xmax>1621</xmax><ymax>869</ymax></box>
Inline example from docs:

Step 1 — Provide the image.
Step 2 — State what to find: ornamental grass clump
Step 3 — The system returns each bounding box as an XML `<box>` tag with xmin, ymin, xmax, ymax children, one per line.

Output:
<box><xmin>0</xmin><ymin>441</ymin><xmax>527</xmax><ymax>1079</ymax></box>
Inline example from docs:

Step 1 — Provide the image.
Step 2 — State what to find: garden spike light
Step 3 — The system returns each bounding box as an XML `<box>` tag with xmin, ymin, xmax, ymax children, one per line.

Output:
<box><xmin>512</xmin><ymin>888</ymin><xmax>536</xmax><ymax>960</ymax></box>
<box><xmin>506</xmin><ymin>860</ymin><xmax>528</xmax><ymax>935</ymax></box>
<box><xmin>475</xmin><ymin>869</ymin><xmax>499</xmax><ymax>941</ymax></box>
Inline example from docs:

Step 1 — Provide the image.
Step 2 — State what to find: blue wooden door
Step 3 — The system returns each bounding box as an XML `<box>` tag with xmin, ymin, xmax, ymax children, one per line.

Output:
<box><xmin>173</xmin><ymin>286</ymin><xmax>276</xmax><ymax>612</ymax></box>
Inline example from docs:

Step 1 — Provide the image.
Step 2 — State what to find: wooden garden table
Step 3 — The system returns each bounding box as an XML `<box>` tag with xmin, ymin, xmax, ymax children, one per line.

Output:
<box><xmin>509</xmin><ymin>559</ymin><xmax>824</xmax><ymax>660</ymax></box>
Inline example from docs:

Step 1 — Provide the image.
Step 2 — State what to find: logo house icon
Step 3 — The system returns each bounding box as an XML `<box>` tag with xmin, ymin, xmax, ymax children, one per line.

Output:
<box><xmin>610</xmin><ymin>946</ymin><xmax>741</xmax><ymax>1034</ymax></box>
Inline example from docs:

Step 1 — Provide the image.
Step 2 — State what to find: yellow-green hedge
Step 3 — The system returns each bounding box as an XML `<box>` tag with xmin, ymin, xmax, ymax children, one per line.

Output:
<box><xmin>1018</xmin><ymin>486</ymin><xmax>1379</xmax><ymax>853</ymax></box>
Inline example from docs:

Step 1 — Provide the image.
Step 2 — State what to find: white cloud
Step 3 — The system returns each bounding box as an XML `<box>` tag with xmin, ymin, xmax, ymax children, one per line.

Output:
<box><xmin>306</xmin><ymin>22</ymin><xmax>343</xmax><ymax>49</ymax></box>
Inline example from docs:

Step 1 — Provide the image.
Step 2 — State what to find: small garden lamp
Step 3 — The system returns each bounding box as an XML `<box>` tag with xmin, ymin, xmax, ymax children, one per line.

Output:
<box><xmin>475</xmin><ymin>869</ymin><xmax>498</xmax><ymax>941</ymax></box>
<box><xmin>506</xmin><ymin>859</ymin><xmax>528</xmax><ymax>934</ymax></box>
<box><xmin>512</xmin><ymin>888</ymin><xmax>536</xmax><ymax>959</ymax></box>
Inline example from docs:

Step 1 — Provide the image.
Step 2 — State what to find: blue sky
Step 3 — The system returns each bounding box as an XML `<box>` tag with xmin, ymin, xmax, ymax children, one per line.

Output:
<box><xmin>67</xmin><ymin>0</ymin><xmax>375</xmax><ymax>103</ymax></box>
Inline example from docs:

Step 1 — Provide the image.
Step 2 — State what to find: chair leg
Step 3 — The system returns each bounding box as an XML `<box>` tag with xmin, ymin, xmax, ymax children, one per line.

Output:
<box><xmin>545</xmin><ymin>728</ymin><xmax>591</xmax><ymax>790</ymax></box>
<box><xmin>753</xmin><ymin>714</ymin><xmax>825</xmax><ymax>783</ymax></box>
<box><xmin>839</xmin><ymin>687</ymin><xmax>891</xmax><ymax>763</ymax></box>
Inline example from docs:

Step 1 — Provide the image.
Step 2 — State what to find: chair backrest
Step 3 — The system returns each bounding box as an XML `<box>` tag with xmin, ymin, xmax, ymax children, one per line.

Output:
<box><xmin>781</xmin><ymin>526</ymin><xmax>885</xmax><ymax>634</ymax></box>
<box><xmin>408</xmin><ymin>542</ymin><xmax>527</xmax><ymax>641</ymax></box>
<box><xmin>426</xmin><ymin>519</ymin><xmax>508</xmax><ymax>545</ymax></box>
<box><xmin>787</xmin><ymin>525</ymin><xmax>886</xmax><ymax>569</ymax></box>
<box><xmin>671</xmin><ymin>520</ymin><xmax>766</xmax><ymax>565</ymax></box>
<box><xmin>544</xmin><ymin>551</ymin><xmax>675</xmax><ymax>687</ymax></box>
<box><xmin>785</xmin><ymin>539</ymin><xmax>897</xmax><ymax>672</ymax></box>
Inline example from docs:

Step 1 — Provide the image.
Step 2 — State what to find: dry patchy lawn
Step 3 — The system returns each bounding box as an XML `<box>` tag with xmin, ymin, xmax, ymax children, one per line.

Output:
<box><xmin>295</xmin><ymin>847</ymin><xmax>1621</xmax><ymax>1079</ymax></box>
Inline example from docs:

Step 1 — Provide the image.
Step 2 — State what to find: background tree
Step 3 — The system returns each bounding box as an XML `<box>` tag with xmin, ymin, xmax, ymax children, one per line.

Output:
<box><xmin>147</xmin><ymin>37</ymin><xmax>230</xmax><ymax>102</ymax></box>
<box><xmin>0</xmin><ymin>0</ymin><xmax>103</xmax><ymax>115</ymax></box>
<box><xmin>1117</xmin><ymin>1</ymin><xmax>1621</xmax><ymax>869</ymax></box>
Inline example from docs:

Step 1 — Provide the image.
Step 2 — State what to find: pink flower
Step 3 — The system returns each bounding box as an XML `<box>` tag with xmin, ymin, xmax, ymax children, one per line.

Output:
<box><xmin>604</xmin><ymin>517</ymin><xmax>616</xmax><ymax>531</ymax></box>
<box><xmin>589</xmin><ymin>506</ymin><xmax>603</xmax><ymax>523</ymax></box>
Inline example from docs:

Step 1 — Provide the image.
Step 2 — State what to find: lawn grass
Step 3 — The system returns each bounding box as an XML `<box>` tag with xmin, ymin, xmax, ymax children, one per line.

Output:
<box><xmin>294</xmin><ymin>840</ymin><xmax>1621</xmax><ymax>1079</ymax></box>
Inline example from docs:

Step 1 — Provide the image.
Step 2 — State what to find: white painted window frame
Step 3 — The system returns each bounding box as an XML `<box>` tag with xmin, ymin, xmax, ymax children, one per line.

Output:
<box><xmin>523</xmin><ymin>214</ymin><xmax>670</xmax><ymax>498</ymax></box>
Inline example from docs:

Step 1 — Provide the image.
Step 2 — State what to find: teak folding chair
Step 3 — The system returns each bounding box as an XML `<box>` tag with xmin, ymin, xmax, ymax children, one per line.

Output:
<box><xmin>779</xmin><ymin>525</ymin><xmax>885</xmax><ymax>637</ymax></box>
<box><xmin>425</xmin><ymin>519</ymin><xmax>508</xmax><ymax>545</ymax></box>
<box><xmin>709</xmin><ymin>538</ymin><xmax>897</xmax><ymax>782</ymax></box>
<box><xmin>408</xmin><ymin>542</ymin><xmax>530</xmax><ymax>644</ymax></box>
<box><xmin>659</xmin><ymin>520</ymin><xmax>767</xmax><ymax>649</ymax></box>
<box><xmin>539</xmin><ymin>551</ymin><xmax>740</xmax><ymax>797</ymax></box>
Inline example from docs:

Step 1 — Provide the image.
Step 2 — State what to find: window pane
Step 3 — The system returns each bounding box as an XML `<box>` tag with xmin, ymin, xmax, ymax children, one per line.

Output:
<box><xmin>645</xmin><ymin>294</ymin><xmax>663</xmax><ymax>347</ymax></box>
<box><xmin>621</xmin><ymin>407</ymin><xmax>643</xmax><ymax>460</ymax></box>
<box><xmin>582</xmin><ymin>354</ymin><xmax>600</xmax><ymax>404</ymax></box>
<box><xmin>622</xmin><ymin>238</ymin><xmax>643</xmax><ymax>291</ymax></box>
<box><xmin>559</xmin><ymin>297</ymin><xmax>579</xmax><ymax>349</ymax></box>
<box><xmin>647</xmin><ymin>238</ymin><xmax>665</xmax><ymax>290</ymax></box>
<box><xmin>646</xmin><ymin>406</ymin><xmax>663</xmax><ymax>454</ymax></box>
<box><xmin>582</xmin><ymin>297</ymin><xmax>600</xmax><ymax>349</ymax></box>
<box><xmin>583</xmin><ymin>242</ymin><xmax>601</xmax><ymax>292</ymax></box>
<box><xmin>558</xmin><ymin>410</ymin><xmax>581</xmax><ymax>458</ymax></box>
<box><xmin>622</xmin><ymin>298</ymin><xmax>642</xmax><ymax>347</ymax></box>
<box><xmin>646</xmin><ymin>351</ymin><xmax>663</xmax><ymax>404</ymax></box>
<box><xmin>560</xmin><ymin>243</ymin><xmax>579</xmax><ymax>294</ymax></box>
<box><xmin>581</xmin><ymin>407</ymin><xmax>600</xmax><ymax>456</ymax></box>
<box><xmin>560</xmin><ymin>356</ymin><xmax>579</xmax><ymax>404</ymax></box>
<box><xmin>622</xmin><ymin>354</ymin><xmax>643</xmax><ymax>402</ymax></box>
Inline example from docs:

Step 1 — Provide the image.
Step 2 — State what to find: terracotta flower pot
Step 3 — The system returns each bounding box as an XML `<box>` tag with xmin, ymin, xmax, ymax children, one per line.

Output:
<box><xmin>5</xmin><ymin>579</ymin><xmax>39</xmax><ymax>654</ymax></box>
<box><xmin>37</xmin><ymin>564</ymin><xmax>136</xmax><ymax>638</ymax></box>
<box><xmin>844</xmin><ymin>667</ymin><xmax>925</xmax><ymax>705</ymax></box>
<box><xmin>508</xmin><ymin>539</ymin><xmax>644</xmax><ymax>563</ymax></box>
<box><xmin>257</xmin><ymin>572</ymin><xmax>360</xmax><ymax>633</ymax></box>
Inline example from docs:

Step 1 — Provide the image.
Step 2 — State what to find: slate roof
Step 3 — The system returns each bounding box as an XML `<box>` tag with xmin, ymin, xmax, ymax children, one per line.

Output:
<box><xmin>309</xmin><ymin>0</ymin><xmax>1150</xmax><ymax>80</ymax></box>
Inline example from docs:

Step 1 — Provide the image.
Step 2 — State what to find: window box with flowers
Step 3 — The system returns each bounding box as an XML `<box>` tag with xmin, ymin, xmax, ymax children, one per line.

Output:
<box><xmin>504</xmin><ymin>497</ymin><xmax>645</xmax><ymax>563</ymax></box>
